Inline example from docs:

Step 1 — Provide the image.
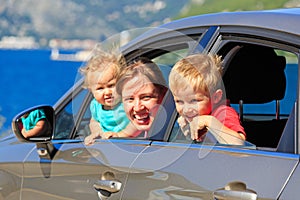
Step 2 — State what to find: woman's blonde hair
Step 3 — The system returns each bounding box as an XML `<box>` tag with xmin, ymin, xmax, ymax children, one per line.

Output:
<box><xmin>116</xmin><ymin>57</ymin><xmax>168</xmax><ymax>99</ymax></box>
<box><xmin>80</xmin><ymin>49</ymin><xmax>126</xmax><ymax>89</ymax></box>
<box><xmin>169</xmin><ymin>53</ymin><xmax>223</xmax><ymax>96</ymax></box>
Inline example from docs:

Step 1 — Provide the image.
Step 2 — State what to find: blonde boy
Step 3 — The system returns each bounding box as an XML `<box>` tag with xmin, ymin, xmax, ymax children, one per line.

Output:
<box><xmin>169</xmin><ymin>53</ymin><xmax>246</xmax><ymax>144</ymax></box>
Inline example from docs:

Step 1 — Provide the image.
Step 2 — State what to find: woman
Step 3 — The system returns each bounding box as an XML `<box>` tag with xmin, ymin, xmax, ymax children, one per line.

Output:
<box><xmin>114</xmin><ymin>57</ymin><xmax>168</xmax><ymax>137</ymax></box>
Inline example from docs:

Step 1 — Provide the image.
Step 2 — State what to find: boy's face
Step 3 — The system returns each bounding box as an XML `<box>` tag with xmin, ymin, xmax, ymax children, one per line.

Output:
<box><xmin>88</xmin><ymin>67</ymin><xmax>120</xmax><ymax>109</ymax></box>
<box><xmin>173</xmin><ymin>86</ymin><xmax>212</xmax><ymax>122</ymax></box>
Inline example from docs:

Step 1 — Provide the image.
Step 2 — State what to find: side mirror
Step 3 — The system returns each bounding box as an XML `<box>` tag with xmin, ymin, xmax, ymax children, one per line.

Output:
<box><xmin>12</xmin><ymin>105</ymin><xmax>54</xmax><ymax>142</ymax></box>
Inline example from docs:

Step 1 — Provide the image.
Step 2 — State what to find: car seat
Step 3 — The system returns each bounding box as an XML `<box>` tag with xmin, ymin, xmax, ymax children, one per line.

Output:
<box><xmin>222</xmin><ymin>45</ymin><xmax>287</xmax><ymax>148</ymax></box>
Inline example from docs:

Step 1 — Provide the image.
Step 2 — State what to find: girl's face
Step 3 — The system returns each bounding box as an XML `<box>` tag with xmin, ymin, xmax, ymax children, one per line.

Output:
<box><xmin>89</xmin><ymin>67</ymin><xmax>120</xmax><ymax>110</ymax></box>
<box><xmin>173</xmin><ymin>86</ymin><xmax>212</xmax><ymax>122</ymax></box>
<box><xmin>121</xmin><ymin>75</ymin><xmax>162</xmax><ymax>131</ymax></box>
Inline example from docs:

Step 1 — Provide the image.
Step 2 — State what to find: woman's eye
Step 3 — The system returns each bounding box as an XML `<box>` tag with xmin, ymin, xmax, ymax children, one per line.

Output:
<box><xmin>123</xmin><ymin>97</ymin><xmax>133</xmax><ymax>102</ymax></box>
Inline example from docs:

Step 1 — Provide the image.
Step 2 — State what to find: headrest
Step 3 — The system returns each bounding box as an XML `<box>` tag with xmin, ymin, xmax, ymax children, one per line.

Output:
<box><xmin>223</xmin><ymin>45</ymin><xmax>286</xmax><ymax>104</ymax></box>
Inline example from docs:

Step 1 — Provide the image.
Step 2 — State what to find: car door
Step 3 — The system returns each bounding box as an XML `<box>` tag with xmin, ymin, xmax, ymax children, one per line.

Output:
<box><xmin>123</xmin><ymin>141</ymin><xmax>299</xmax><ymax>199</ymax></box>
<box><xmin>21</xmin><ymin>139</ymin><xmax>151</xmax><ymax>199</ymax></box>
<box><xmin>121</xmin><ymin>25</ymin><xmax>300</xmax><ymax>199</ymax></box>
<box><xmin>19</xmin><ymin>83</ymin><xmax>151</xmax><ymax>199</ymax></box>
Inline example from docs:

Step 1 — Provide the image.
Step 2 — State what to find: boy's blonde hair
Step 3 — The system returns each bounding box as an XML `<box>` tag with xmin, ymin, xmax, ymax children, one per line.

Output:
<box><xmin>80</xmin><ymin>49</ymin><xmax>126</xmax><ymax>89</ymax></box>
<box><xmin>169</xmin><ymin>53</ymin><xmax>223</xmax><ymax>96</ymax></box>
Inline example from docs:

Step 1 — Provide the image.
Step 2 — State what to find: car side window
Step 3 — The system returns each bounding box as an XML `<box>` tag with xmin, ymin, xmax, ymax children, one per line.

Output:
<box><xmin>168</xmin><ymin>43</ymin><xmax>298</xmax><ymax>150</ymax></box>
<box><xmin>54</xmin><ymin>88</ymin><xmax>88</xmax><ymax>139</ymax></box>
<box><xmin>75</xmin><ymin>98</ymin><xmax>92</xmax><ymax>139</ymax></box>
<box><xmin>221</xmin><ymin>44</ymin><xmax>298</xmax><ymax>149</ymax></box>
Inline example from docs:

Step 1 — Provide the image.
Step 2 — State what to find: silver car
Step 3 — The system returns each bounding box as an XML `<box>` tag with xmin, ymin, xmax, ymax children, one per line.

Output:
<box><xmin>1</xmin><ymin>8</ymin><xmax>300</xmax><ymax>200</ymax></box>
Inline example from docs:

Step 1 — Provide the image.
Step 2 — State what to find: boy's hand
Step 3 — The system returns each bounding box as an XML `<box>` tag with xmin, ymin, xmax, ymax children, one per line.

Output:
<box><xmin>189</xmin><ymin>116</ymin><xmax>209</xmax><ymax>141</ymax></box>
<box><xmin>177</xmin><ymin>116</ymin><xmax>190</xmax><ymax>136</ymax></box>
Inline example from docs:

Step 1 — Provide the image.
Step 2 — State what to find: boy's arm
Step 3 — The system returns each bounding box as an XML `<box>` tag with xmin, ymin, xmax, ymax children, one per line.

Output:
<box><xmin>189</xmin><ymin>115</ymin><xmax>245</xmax><ymax>145</ymax></box>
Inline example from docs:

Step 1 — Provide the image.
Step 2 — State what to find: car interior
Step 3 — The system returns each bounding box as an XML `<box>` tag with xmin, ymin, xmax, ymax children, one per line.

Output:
<box><xmin>221</xmin><ymin>44</ymin><xmax>289</xmax><ymax>149</ymax></box>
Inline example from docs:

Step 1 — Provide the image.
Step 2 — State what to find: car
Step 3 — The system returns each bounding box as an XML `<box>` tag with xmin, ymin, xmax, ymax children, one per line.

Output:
<box><xmin>1</xmin><ymin>7</ymin><xmax>300</xmax><ymax>200</ymax></box>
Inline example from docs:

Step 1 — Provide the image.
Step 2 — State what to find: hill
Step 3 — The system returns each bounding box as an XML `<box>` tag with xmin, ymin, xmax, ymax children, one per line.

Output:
<box><xmin>0</xmin><ymin>0</ymin><xmax>186</xmax><ymax>48</ymax></box>
<box><xmin>0</xmin><ymin>0</ymin><xmax>297</xmax><ymax>48</ymax></box>
<box><xmin>177</xmin><ymin>0</ymin><xmax>297</xmax><ymax>19</ymax></box>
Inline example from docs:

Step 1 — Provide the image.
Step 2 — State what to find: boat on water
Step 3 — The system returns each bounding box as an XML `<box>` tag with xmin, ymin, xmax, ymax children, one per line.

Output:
<box><xmin>50</xmin><ymin>48</ymin><xmax>91</xmax><ymax>62</ymax></box>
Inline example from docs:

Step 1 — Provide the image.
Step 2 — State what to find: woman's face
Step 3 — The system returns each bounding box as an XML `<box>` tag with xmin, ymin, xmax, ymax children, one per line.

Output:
<box><xmin>121</xmin><ymin>75</ymin><xmax>162</xmax><ymax>131</ymax></box>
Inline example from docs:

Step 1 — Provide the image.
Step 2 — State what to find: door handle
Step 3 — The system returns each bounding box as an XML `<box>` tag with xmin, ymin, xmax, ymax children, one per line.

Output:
<box><xmin>93</xmin><ymin>180</ymin><xmax>122</xmax><ymax>199</ymax></box>
<box><xmin>94</xmin><ymin>180</ymin><xmax>122</xmax><ymax>193</ymax></box>
<box><xmin>213</xmin><ymin>181</ymin><xmax>257</xmax><ymax>200</ymax></box>
<box><xmin>214</xmin><ymin>189</ymin><xmax>257</xmax><ymax>200</ymax></box>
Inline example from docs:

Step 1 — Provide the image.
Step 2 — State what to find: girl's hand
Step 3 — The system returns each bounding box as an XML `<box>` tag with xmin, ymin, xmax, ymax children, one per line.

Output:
<box><xmin>102</xmin><ymin>132</ymin><xmax>118</xmax><ymax>139</ymax></box>
<box><xmin>84</xmin><ymin>134</ymin><xmax>96</xmax><ymax>145</ymax></box>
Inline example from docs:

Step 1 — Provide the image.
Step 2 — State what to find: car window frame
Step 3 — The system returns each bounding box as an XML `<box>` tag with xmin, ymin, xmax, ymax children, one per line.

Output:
<box><xmin>208</xmin><ymin>27</ymin><xmax>300</xmax><ymax>153</ymax></box>
<box><xmin>53</xmin><ymin>78</ymin><xmax>92</xmax><ymax>139</ymax></box>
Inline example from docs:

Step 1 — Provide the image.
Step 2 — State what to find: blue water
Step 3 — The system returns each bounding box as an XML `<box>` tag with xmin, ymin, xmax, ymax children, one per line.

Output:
<box><xmin>0</xmin><ymin>49</ymin><xmax>83</xmax><ymax>134</ymax></box>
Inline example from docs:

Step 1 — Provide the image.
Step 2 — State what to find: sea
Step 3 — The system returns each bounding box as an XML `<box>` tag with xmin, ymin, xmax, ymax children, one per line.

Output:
<box><xmin>0</xmin><ymin>49</ymin><xmax>84</xmax><ymax>136</ymax></box>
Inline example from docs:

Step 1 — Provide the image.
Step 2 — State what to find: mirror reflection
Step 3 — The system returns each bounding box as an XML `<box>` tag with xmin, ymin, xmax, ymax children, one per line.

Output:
<box><xmin>13</xmin><ymin>106</ymin><xmax>54</xmax><ymax>141</ymax></box>
<box><xmin>20</xmin><ymin>108</ymin><xmax>50</xmax><ymax>138</ymax></box>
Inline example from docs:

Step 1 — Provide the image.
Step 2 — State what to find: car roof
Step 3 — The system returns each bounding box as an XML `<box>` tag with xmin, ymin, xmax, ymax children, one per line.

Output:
<box><xmin>159</xmin><ymin>8</ymin><xmax>300</xmax><ymax>35</ymax></box>
<box><xmin>121</xmin><ymin>8</ymin><xmax>300</xmax><ymax>54</ymax></box>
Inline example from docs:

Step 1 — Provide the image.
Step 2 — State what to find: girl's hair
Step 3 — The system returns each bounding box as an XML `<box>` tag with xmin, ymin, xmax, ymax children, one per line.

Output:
<box><xmin>169</xmin><ymin>53</ymin><xmax>223</xmax><ymax>96</ymax></box>
<box><xmin>116</xmin><ymin>57</ymin><xmax>168</xmax><ymax>97</ymax></box>
<box><xmin>79</xmin><ymin>49</ymin><xmax>126</xmax><ymax>89</ymax></box>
